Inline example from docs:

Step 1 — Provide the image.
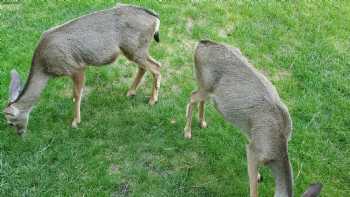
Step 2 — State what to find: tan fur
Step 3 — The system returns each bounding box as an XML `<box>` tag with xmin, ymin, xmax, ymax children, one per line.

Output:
<box><xmin>72</xmin><ymin>70</ymin><xmax>85</xmax><ymax>128</ymax></box>
<box><xmin>4</xmin><ymin>4</ymin><xmax>161</xmax><ymax>134</ymax></box>
<box><xmin>184</xmin><ymin>40</ymin><xmax>321</xmax><ymax>197</ymax></box>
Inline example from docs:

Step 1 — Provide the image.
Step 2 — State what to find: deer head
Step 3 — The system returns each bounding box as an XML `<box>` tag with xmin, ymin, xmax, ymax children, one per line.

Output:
<box><xmin>3</xmin><ymin>70</ymin><xmax>29</xmax><ymax>135</ymax></box>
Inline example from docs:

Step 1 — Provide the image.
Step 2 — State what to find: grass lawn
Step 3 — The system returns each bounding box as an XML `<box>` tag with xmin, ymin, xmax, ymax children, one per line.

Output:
<box><xmin>1</xmin><ymin>0</ymin><xmax>349</xmax><ymax>196</ymax></box>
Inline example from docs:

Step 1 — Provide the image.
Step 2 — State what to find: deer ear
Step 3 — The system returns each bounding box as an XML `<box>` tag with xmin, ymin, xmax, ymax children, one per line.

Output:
<box><xmin>302</xmin><ymin>183</ymin><xmax>322</xmax><ymax>197</ymax></box>
<box><xmin>9</xmin><ymin>69</ymin><xmax>22</xmax><ymax>102</ymax></box>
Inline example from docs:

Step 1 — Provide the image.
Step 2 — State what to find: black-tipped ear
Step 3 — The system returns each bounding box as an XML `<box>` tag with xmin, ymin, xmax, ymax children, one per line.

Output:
<box><xmin>302</xmin><ymin>183</ymin><xmax>322</xmax><ymax>197</ymax></box>
<box><xmin>9</xmin><ymin>69</ymin><xmax>22</xmax><ymax>102</ymax></box>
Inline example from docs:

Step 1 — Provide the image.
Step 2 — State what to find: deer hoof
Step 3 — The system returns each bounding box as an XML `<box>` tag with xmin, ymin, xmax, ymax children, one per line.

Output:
<box><xmin>200</xmin><ymin>121</ymin><xmax>207</xmax><ymax>129</ymax></box>
<box><xmin>184</xmin><ymin>127</ymin><xmax>192</xmax><ymax>139</ymax></box>
<box><xmin>257</xmin><ymin>173</ymin><xmax>263</xmax><ymax>183</ymax></box>
<box><xmin>148</xmin><ymin>98</ymin><xmax>157</xmax><ymax>106</ymax></box>
<box><xmin>71</xmin><ymin>120</ymin><xmax>80</xmax><ymax>128</ymax></box>
<box><xmin>127</xmin><ymin>90</ymin><xmax>136</xmax><ymax>97</ymax></box>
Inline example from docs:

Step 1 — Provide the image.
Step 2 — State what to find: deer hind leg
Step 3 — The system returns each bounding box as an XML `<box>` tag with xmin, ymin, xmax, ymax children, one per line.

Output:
<box><xmin>127</xmin><ymin>67</ymin><xmax>146</xmax><ymax>97</ymax></box>
<box><xmin>122</xmin><ymin>45</ymin><xmax>162</xmax><ymax>105</ymax></box>
<box><xmin>184</xmin><ymin>90</ymin><xmax>207</xmax><ymax>139</ymax></box>
<box><xmin>146</xmin><ymin>56</ymin><xmax>161</xmax><ymax>105</ymax></box>
<box><xmin>133</xmin><ymin>56</ymin><xmax>161</xmax><ymax>105</ymax></box>
<box><xmin>198</xmin><ymin>100</ymin><xmax>207</xmax><ymax>128</ymax></box>
<box><xmin>71</xmin><ymin>70</ymin><xmax>85</xmax><ymax>128</ymax></box>
<box><xmin>247</xmin><ymin>144</ymin><xmax>259</xmax><ymax>197</ymax></box>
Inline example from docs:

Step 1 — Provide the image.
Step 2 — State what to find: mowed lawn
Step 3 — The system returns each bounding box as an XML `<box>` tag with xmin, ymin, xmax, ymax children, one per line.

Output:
<box><xmin>0</xmin><ymin>0</ymin><xmax>349</xmax><ymax>196</ymax></box>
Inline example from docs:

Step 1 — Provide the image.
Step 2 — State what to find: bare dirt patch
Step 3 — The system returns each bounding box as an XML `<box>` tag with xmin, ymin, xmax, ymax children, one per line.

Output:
<box><xmin>109</xmin><ymin>164</ymin><xmax>120</xmax><ymax>175</ymax></box>
<box><xmin>58</xmin><ymin>84</ymin><xmax>93</xmax><ymax>99</ymax></box>
<box><xmin>112</xmin><ymin>182</ymin><xmax>130</xmax><ymax>197</ymax></box>
<box><xmin>273</xmin><ymin>69</ymin><xmax>292</xmax><ymax>81</ymax></box>
<box><xmin>218</xmin><ymin>26</ymin><xmax>235</xmax><ymax>38</ymax></box>
<box><xmin>186</xmin><ymin>17</ymin><xmax>193</xmax><ymax>33</ymax></box>
<box><xmin>0</xmin><ymin>3</ymin><xmax>20</xmax><ymax>11</ymax></box>
<box><xmin>260</xmin><ymin>68</ymin><xmax>292</xmax><ymax>81</ymax></box>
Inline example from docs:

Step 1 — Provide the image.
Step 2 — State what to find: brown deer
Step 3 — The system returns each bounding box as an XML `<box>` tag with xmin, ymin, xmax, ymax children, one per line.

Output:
<box><xmin>3</xmin><ymin>4</ymin><xmax>161</xmax><ymax>135</ymax></box>
<box><xmin>184</xmin><ymin>40</ymin><xmax>322</xmax><ymax>197</ymax></box>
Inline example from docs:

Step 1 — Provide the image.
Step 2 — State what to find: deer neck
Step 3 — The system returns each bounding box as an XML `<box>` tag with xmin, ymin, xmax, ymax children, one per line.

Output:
<box><xmin>12</xmin><ymin>66</ymin><xmax>50</xmax><ymax>112</ymax></box>
<box><xmin>270</xmin><ymin>158</ymin><xmax>294</xmax><ymax>197</ymax></box>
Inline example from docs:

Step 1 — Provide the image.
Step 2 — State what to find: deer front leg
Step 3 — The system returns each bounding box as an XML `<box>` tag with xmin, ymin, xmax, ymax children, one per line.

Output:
<box><xmin>247</xmin><ymin>144</ymin><xmax>259</xmax><ymax>197</ymax></box>
<box><xmin>72</xmin><ymin>71</ymin><xmax>85</xmax><ymax>128</ymax></box>
<box><xmin>184</xmin><ymin>91</ymin><xmax>207</xmax><ymax>139</ymax></box>
<box><xmin>198</xmin><ymin>100</ymin><xmax>207</xmax><ymax>128</ymax></box>
<box><xmin>127</xmin><ymin>67</ymin><xmax>146</xmax><ymax>97</ymax></box>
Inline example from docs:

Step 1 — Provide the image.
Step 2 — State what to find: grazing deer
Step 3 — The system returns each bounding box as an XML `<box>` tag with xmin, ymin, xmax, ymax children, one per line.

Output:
<box><xmin>3</xmin><ymin>4</ymin><xmax>161</xmax><ymax>135</ymax></box>
<box><xmin>184</xmin><ymin>40</ymin><xmax>322</xmax><ymax>197</ymax></box>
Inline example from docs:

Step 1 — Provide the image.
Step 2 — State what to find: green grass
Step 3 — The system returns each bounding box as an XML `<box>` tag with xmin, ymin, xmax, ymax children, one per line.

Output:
<box><xmin>1</xmin><ymin>0</ymin><xmax>349</xmax><ymax>196</ymax></box>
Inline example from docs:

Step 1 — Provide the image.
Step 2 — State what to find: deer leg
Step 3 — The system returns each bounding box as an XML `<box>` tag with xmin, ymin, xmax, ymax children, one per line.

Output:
<box><xmin>149</xmin><ymin>71</ymin><xmax>161</xmax><ymax>105</ymax></box>
<box><xmin>268</xmin><ymin>149</ymin><xmax>293</xmax><ymax>197</ymax></box>
<box><xmin>132</xmin><ymin>55</ymin><xmax>161</xmax><ymax>105</ymax></box>
<box><xmin>184</xmin><ymin>100</ymin><xmax>195</xmax><ymax>139</ymax></box>
<box><xmin>257</xmin><ymin>172</ymin><xmax>263</xmax><ymax>183</ymax></box>
<box><xmin>198</xmin><ymin>100</ymin><xmax>207</xmax><ymax>128</ymax></box>
<box><xmin>72</xmin><ymin>70</ymin><xmax>85</xmax><ymax>128</ymax></box>
<box><xmin>137</xmin><ymin>56</ymin><xmax>161</xmax><ymax>105</ymax></box>
<box><xmin>127</xmin><ymin>67</ymin><xmax>146</xmax><ymax>97</ymax></box>
<box><xmin>184</xmin><ymin>91</ymin><xmax>207</xmax><ymax>139</ymax></box>
<box><xmin>247</xmin><ymin>144</ymin><xmax>259</xmax><ymax>197</ymax></box>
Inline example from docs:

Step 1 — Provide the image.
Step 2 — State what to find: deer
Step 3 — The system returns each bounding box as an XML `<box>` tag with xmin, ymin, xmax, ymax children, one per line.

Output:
<box><xmin>3</xmin><ymin>4</ymin><xmax>161</xmax><ymax>135</ymax></box>
<box><xmin>183</xmin><ymin>40</ymin><xmax>322</xmax><ymax>197</ymax></box>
